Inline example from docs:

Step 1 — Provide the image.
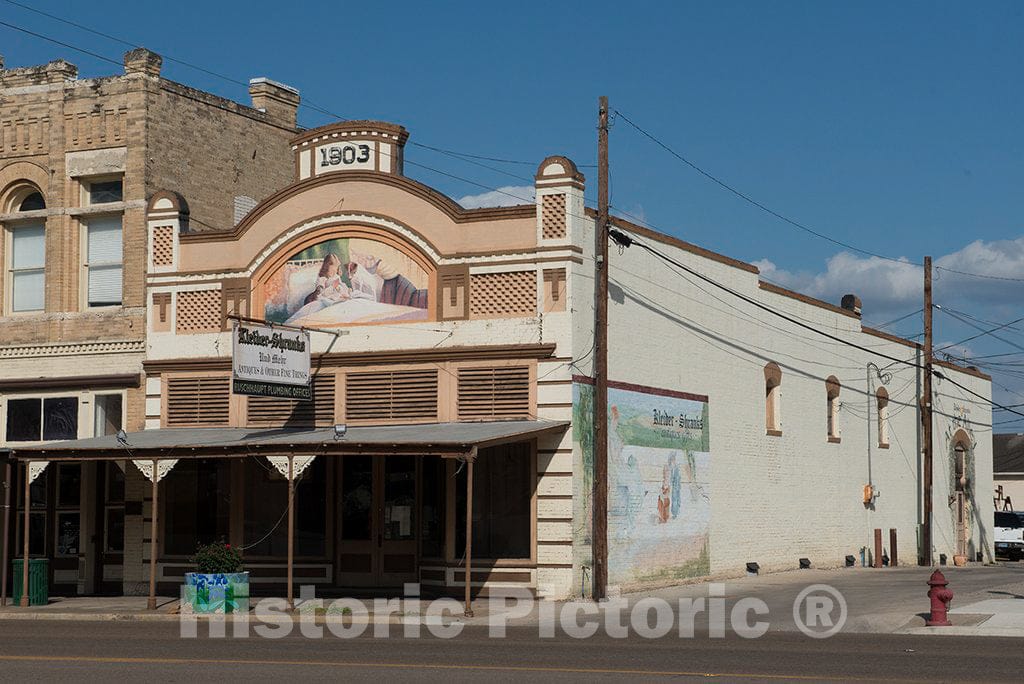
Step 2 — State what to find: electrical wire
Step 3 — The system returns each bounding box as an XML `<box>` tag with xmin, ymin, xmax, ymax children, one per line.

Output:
<box><xmin>934</xmin><ymin>307</ymin><xmax>1024</xmax><ymax>354</ymax></box>
<box><xmin>612</xmin><ymin>226</ymin><xmax>1024</xmax><ymax>422</ymax></box>
<box><xmin>614</xmin><ymin>108</ymin><xmax>1024</xmax><ymax>284</ymax></box>
<box><xmin>0</xmin><ymin>2</ymin><xmax>575</xmax><ymax>173</ymax></box>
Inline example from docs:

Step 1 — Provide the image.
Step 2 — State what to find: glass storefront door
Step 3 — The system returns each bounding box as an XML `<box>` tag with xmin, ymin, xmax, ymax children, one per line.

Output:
<box><xmin>337</xmin><ymin>456</ymin><xmax>418</xmax><ymax>587</ymax></box>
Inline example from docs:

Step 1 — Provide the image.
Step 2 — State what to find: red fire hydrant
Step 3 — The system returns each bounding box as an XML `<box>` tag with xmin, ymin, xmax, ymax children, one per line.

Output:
<box><xmin>926</xmin><ymin>569</ymin><xmax>953</xmax><ymax>626</ymax></box>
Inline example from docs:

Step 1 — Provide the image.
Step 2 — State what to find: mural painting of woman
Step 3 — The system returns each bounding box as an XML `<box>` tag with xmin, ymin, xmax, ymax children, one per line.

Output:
<box><xmin>285</xmin><ymin>252</ymin><xmax>371</xmax><ymax>324</ymax></box>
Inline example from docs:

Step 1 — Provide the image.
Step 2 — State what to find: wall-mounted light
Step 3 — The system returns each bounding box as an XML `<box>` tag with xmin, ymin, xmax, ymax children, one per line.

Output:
<box><xmin>746</xmin><ymin>562</ymin><xmax>759</xmax><ymax>575</ymax></box>
<box><xmin>333</xmin><ymin>424</ymin><xmax>347</xmax><ymax>440</ymax></box>
<box><xmin>799</xmin><ymin>558</ymin><xmax>811</xmax><ymax>570</ymax></box>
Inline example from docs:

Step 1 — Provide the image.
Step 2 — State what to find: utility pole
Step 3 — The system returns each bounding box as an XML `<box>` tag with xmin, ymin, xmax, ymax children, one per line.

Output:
<box><xmin>922</xmin><ymin>255</ymin><xmax>934</xmax><ymax>566</ymax></box>
<box><xmin>592</xmin><ymin>95</ymin><xmax>610</xmax><ymax>600</ymax></box>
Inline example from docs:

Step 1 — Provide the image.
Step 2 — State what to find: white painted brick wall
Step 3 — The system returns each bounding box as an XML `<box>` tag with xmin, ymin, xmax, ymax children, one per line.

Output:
<box><xmin>560</xmin><ymin>215</ymin><xmax>994</xmax><ymax>597</ymax></box>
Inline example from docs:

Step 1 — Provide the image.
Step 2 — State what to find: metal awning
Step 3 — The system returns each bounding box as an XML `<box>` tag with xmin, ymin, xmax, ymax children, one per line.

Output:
<box><xmin>5</xmin><ymin>420</ymin><xmax>570</xmax><ymax>460</ymax></box>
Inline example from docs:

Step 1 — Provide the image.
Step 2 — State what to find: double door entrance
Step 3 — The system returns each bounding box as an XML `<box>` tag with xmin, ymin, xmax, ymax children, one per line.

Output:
<box><xmin>337</xmin><ymin>456</ymin><xmax>419</xmax><ymax>587</ymax></box>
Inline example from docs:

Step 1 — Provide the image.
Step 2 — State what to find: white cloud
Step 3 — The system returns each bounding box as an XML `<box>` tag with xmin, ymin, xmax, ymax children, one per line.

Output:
<box><xmin>457</xmin><ymin>185</ymin><xmax>535</xmax><ymax>209</ymax></box>
<box><xmin>756</xmin><ymin>235</ymin><xmax>1024</xmax><ymax>319</ymax></box>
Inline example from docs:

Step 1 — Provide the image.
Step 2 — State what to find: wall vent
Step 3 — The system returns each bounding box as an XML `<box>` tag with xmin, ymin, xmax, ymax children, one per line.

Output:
<box><xmin>166</xmin><ymin>376</ymin><xmax>230</xmax><ymax>426</ymax></box>
<box><xmin>345</xmin><ymin>369</ymin><xmax>439</xmax><ymax>422</ymax></box>
<box><xmin>246</xmin><ymin>374</ymin><xmax>336</xmax><ymax>427</ymax></box>
<box><xmin>457</xmin><ymin>366</ymin><xmax>531</xmax><ymax>420</ymax></box>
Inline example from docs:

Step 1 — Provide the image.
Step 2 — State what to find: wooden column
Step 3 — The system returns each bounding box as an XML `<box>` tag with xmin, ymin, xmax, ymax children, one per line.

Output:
<box><xmin>147</xmin><ymin>460</ymin><xmax>158</xmax><ymax>610</ymax></box>
<box><xmin>1</xmin><ymin>459</ymin><xmax>11</xmax><ymax>607</ymax></box>
<box><xmin>20</xmin><ymin>462</ymin><xmax>29</xmax><ymax>607</ymax></box>
<box><xmin>287</xmin><ymin>455</ymin><xmax>295</xmax><ymax>611</ymax></box>
<box><xmin>463</xmin><ymin>455</ymin><xmax>474</xmax><ymax>618</ymax></box>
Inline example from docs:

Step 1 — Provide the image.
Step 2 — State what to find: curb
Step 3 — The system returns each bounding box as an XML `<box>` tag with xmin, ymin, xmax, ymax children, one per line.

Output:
<box><xmin>0</xmin><ymin>611</ymin><xmax>466</xmax><ymax>626</ymax></box>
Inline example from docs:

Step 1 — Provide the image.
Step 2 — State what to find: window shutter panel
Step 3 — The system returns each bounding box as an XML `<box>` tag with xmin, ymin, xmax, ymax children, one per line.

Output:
<box><xmin>166</xmin><ymin>377</ymin><xmax>230</xmax><ymax>426</ymax></box>
<box><xmin>457</xmin><ymin>366</ymin><xmax>531</xmax><ymax>420</ymax></box>
<box><xmin>345</xmin><ymin>369</ymin><xmax>438</xmax><ymax>422</ymax></box>
<box><xmin>247</xmin><ymin>375</ymin><xmax>336</xmax><ymax>427</ymax></box>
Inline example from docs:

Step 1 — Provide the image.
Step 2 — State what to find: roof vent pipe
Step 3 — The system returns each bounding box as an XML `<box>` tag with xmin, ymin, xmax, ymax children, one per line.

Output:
<box><xmin>841</xmin><ymin>294</ymin><xmax>862</xmax><ymax>317</ymax></box>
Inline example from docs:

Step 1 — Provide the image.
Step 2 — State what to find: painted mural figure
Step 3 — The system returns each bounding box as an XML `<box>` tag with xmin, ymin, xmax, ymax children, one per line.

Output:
<box><xmin>657</xmin><ymin>464</ymin><xmax>671</xmax><ymax>524</ymax></box>
<box><xmin>265</xmin><ymin>237</ymin><xmax>430</xmax><ymax>326</ymax></box>
<box><xmin>669</xmin><ymin>453</ymin><xmax>682</xmax><ymax>520</ymax></box>
<box><xmin>577</xmin><ymin>385</ymin><xmax>711</xmax><ymax>587</ymax></box>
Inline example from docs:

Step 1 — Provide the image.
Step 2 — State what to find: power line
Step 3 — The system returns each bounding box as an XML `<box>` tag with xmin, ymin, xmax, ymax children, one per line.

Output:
<box><xmin>870</xmin><ymin>309</ymin><xmax>923</xmax><ymax>331</ymax></box>
<box><xmin>934</xmin><ymin>306</ymin><xmax>1024</xmax><ymax>354</ymax></box>
<box><xmin>609</xmin><ymin>227</ymin><xmax>925</xmax><ymax>371</ymax></box>
<box><xmin>936</xmin><ymin>266</ymin><xmax>1024</xmax><ymax>283</ymax></box>
<box><xmin>610</xmin><ymin>226</ymin><xmax>1024</xmax><ymax>422</ymax></box>
<box><xmin>613</xmin><ymin>108</ymin><xmax>920</xmax><ymax>266</ymax></box>
<box><xmin>614</xmin><ymin>108</ymin><xmax>1024</xmax><ymax>284</ymax></box>
<box><xmin>0</xmin><ymin>4</ymin><xmax>557</xmax><ymax>172</ymax></box>
<box><xmin>934</xmin><ymin>370</ymin><xmax>1024</xmax><ymax>420</ymax></box>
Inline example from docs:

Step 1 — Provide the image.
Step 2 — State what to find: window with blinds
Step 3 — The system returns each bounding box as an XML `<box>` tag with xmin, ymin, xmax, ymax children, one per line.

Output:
<box><xmin>165</xmin><ymin>376</ymin><xmax>230</xmax><ymax>427</ymax></box>
<box><xmin>457</xmin><ymin>366</ymin><xmax>531</xmax><ymax>420</ymax></box>
<box><xmin>85</xmin><ymin>216</ymin><xmax>123</xmax><ymax>307</ymax></box>
<box><xmin>345</xmin><ymin>369</ymin><xmax>438</xmax><ymax>422</ymax></box>
<box><xmin>247</xmin><ymin>375</ymin><xmax>336</xmax><ymax>427</ymax></box>
<box><xmin>9</xmin><ymin>223</ymin><xmax>45</xmax><ymax>312</ymax></box>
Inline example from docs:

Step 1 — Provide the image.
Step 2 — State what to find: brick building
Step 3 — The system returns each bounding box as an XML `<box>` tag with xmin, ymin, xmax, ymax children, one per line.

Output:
<box><xmin>1</xmin><ymin>59</ymin><xmax>994</xmax><ymax>608</ymax></box>
<box><xmin>0</xmin><ymin>49</ymin><xmax>298</xmax><ymax>595</ymax></box>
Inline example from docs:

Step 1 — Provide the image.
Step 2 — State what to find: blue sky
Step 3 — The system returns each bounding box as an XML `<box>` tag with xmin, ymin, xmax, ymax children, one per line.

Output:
<box><xmin>2</xmin><ymin>0</ymin><xmax>1023</xmax><ymax>426</ymax></box>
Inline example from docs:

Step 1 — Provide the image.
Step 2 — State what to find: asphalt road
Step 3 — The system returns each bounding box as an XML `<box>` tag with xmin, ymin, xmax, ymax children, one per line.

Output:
<box><xmin>0</xmin><ymin>620</ymin><xmax>1020</xmax><ymax>682</ymax></box>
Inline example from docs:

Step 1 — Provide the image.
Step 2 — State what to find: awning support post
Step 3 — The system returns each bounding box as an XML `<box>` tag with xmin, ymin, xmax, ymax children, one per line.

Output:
<box><xmin>1</xmin><ymin>459</ymin><xmax>11</xmax><ymax>607</ymax></box>
<box><xmin>463</xmin><ymin>448</ymin><xmax>476</xmax><ymax>618</ymax></box>
<box><xmin>20</xmin><ymin>462</ymin><xmax>29</xmax><ymax>607</ymax></box>
<box><xmin>148</xmin><ymin>459</ymin><xmax>158</xmax><ymax>610</ymax></box>
<box><xmin>287</xmin><ymin>455</ymin><xmax>295</xmax><ymax>612</ymax></box>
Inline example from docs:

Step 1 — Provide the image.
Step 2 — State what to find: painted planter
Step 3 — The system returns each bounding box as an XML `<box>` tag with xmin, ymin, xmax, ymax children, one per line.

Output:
<box><xmin>183</xmin><ymin>572</ymin><xmax>250</xmax><ymax>614</ymax></box>
<box><xmin>952</xmin><ymin>555</ymin><xmax>968</xmax><ymax>567</ymax></box>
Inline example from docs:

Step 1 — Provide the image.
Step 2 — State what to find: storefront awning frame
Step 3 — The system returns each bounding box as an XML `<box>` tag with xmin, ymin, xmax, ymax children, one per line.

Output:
<box><xmin>3</xmin><ymin>419</ymin><xmax>568</xmax><ymax>616</ymax></box>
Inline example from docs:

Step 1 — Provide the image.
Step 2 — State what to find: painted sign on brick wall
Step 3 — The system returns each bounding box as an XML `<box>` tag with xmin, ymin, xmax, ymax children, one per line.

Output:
<box><xmin>573</xmin><ymin>378</ymin><xmax>711</xmax><ymax>591</ymax></box>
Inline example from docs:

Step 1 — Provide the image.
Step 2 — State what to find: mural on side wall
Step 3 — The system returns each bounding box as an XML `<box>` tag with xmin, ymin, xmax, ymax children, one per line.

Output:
<box><xmin>573</xmin><ymin>380</ymin><xmax>711</xmax><ymax>591</ymax></box>
<box><xmin>264</xmin><ymin>237</ymin><xmax>429</xmax><ymax>326</ymax></box>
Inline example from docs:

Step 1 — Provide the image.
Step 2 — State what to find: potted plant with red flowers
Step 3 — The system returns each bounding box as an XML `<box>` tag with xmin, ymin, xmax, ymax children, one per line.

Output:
<box><xmin>182</xmin><ymin>541</ymin><xmax>249</xmax><ymax>614</ymax></box>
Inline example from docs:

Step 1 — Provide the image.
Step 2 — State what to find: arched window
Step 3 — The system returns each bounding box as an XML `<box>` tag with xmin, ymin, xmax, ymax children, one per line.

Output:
<box><xmin>3</xmin><ymin>183</ymin><xmax>48</xmax><ymax>314</ymax></box>
<box><xmin>18</xmin><ymin>192</ymin><xmax>45</xmax><ymax>212</ymax></box>
<box><xmin>825</xmin><ymin>376</ymin><xmax>841</xmax><ymax>442</ymax></box>
<box><xmin>764</xmin><ymin>362</ymin><xmax>782</xmax><ymax>435</ymax></box>
<box><xmin>876</xmin><ymin>387</ymin><xmax>889</xmax><ymax>448</ymax></box>
<box><xmin>3</xmin><ymin>183</ymin><xmax>46</xmax><ymax>213</ymax></box>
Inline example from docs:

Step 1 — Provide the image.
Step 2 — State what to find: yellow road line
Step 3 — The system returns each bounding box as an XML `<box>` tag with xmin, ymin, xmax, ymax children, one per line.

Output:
<box><xmin>0</xmin><ymin>654</ymin><xmax>927</xmax><ymax>682</ymax></box>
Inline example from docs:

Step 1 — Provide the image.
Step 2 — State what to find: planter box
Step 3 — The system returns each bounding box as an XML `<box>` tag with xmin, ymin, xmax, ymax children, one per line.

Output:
<box><xmin>182</xmin><ymin>572</ymin><xmax>250</xmax><ymax>614</ymax></box>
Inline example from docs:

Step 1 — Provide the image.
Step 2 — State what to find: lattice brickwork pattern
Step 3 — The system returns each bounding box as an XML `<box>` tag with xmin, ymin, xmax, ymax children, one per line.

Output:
<box><xmin>469</xmin><ymin>271</ymin><xmax>536</xmax><ymax>318</ymax></box>
<box><xmin>151</xmin><ymin>226</ymin><xmax>175</xmax><ymax>268</ymax></box>
<box><xmin>541</xmin><ymin>194</ymin><xmax>566</xmax><ymax>240</ymax></box>
<box><xmin>175</xmin><ymin>289</ymin><xmax>222</xmax><ymax>334</ymax></box>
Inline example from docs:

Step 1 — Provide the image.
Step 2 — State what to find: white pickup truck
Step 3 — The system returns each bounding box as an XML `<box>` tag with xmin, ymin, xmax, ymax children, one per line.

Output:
<box><xmin>995</xmin><ymin>511</ymin><xmax>1024</xmax><ymax>561</ymax></box>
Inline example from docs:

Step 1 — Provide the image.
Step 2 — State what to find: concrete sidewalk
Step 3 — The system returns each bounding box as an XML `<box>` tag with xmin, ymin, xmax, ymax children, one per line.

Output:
<box><xmin>2</xmin><ymin>563</ymin><xmax>1024</xmax><ymax>635</ymax></box>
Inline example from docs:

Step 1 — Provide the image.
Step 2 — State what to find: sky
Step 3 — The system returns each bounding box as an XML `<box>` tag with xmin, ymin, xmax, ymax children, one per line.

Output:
<box><xmin>2</xmin><ymin>0</ymin><xmax>1022</xmax><ymax>428</ymax></box>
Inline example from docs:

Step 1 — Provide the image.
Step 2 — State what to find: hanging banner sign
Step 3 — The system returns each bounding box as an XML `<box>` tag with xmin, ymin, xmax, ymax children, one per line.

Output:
<box><xmin>232</xmin><ymin>322</ymin><xmax>312</xmax><ymax>400</ymax></box>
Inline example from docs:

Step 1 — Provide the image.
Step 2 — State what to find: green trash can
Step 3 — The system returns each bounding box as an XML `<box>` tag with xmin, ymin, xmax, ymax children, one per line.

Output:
<box><xmin>11</xmin><ymin>558</ymin><xmax>49</xmax><ymax>606</ymax></box>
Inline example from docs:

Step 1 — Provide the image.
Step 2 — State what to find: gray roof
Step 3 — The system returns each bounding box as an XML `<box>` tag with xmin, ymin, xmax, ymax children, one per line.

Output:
<box><xmin>995</xmin><ymin>433</ymin><xmax>1024</xmax><ymax>474</ymax></box>
<box><xmin>9</xmin><ymin>420</ymin><xmax>569</xmax><ymax>460</ymax></box>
